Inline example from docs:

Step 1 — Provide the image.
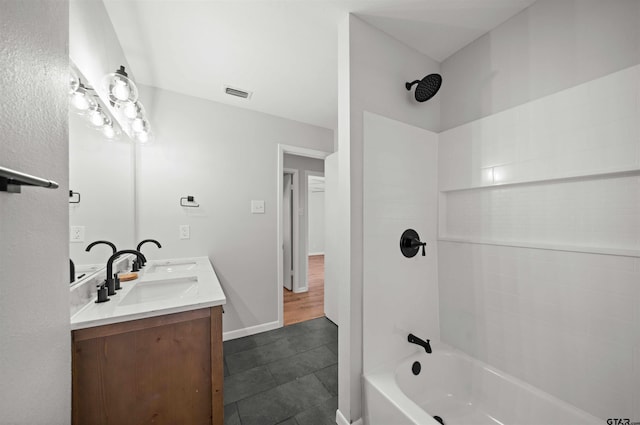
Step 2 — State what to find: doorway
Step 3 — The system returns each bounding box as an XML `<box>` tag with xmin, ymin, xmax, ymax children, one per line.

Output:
<box><xmin>282</xmin><ymin>169</ymin><xmax>326</xmax><ymax>325</ymax></box>
<box><xmin>277</xmin><ymin>145</ymin><xmax>335</xmax><ymax>328</ymax></box>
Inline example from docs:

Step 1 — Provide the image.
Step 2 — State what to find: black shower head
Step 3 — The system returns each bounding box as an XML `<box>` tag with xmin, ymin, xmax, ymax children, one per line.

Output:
<box><xmin>405</xmin><ymin>74</ymin><xmax>442</xmax><ymax>102</ymax></box>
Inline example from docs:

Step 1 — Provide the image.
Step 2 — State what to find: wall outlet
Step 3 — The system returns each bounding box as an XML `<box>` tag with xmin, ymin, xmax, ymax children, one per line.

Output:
<box><xmin>251</xmin><ymin>200</ymin><xmax>265</xmax><ymax>214</ymax></box>
<box><xmin>179</xmin><ymin>224</ymin><xmax>190</xmax><ymax>240</ymax></box>
<box><xmin>70</xmin><ymin>226</ymin><xmax>85</xmax><ymax>243</ymax></box>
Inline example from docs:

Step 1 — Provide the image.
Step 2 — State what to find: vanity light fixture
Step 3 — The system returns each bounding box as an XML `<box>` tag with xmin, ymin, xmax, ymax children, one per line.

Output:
<box><xmin>102</xmin><ymin>117</ymin><xmax>119</xmax><ymax>139</ymax></box>
<box><xmin>121</xmin><ymin>100</ymin><xmax>144</xmax><ymax>120</ymax></box>
<box><xmin>136</xmin><ymin>129</ymin><xmax>151</xmax><ymax>143</ymax></box>
<box><xmin>103</xmin><ymin>65</ymin><xmax>139</xmax><ymax>105</ymax></box>
<box><xmin>87</xmin><ymin>104</ymin><xmax>107</xmax><ymax>127</ymax></box>
<box><xmin>70</xmin><ymin>83</ymin><xmax>97</xmax><ymax>114</ymax></box>
<box><xmin>131</xmin><ymin>116</ymin><xmax>147</xmax><ymax>133</ymax></box>
<box><xmin>118</xmin><ymin>95</ymin><xmax>152</xmax><ymax>143</ymax></box>
<box><xmin>133</xmin><ymin>119</ymin><xmax>152</xmax><ymax>143</ymax></box>
<box><xmin>69</xmin><ymin>68</ymin><xmax>80</xmax><ymax>95</ymax></box>
<box><xmin>70</xmin><ymin>63</ymin><xmax>123</xmax><ymax>140</ymax></box>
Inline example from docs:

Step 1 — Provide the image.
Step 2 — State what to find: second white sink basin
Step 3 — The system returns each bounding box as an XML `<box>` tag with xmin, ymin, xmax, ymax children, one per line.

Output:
<box><xmin>119</xmin><ymin>276</ymin><xmax>198</xmax><ymax>306</ymax></box>
<box><xmin>145</xmin><ymin>261</ymin><xmax>198</xmax><ymax>274</ymax></box>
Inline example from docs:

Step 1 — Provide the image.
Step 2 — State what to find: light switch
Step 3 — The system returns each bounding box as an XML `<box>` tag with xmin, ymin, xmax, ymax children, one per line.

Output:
<box><xmin>251</xmin><ymin>200</ymin><xmax>265</xmax><ymax>214</ymax></box>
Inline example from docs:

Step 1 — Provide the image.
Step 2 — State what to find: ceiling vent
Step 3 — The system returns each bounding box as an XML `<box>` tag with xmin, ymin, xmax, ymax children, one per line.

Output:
<box><xmin>223</xmin><ymin>85</ymin><xmax>252</xmax><ymax>100</ymax></box>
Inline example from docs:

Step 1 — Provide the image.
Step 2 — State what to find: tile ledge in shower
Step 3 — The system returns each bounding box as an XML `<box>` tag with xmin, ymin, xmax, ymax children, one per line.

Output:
<box><xmin>438</xmin><ymin>236</ymin><xmax>640</xmax><ymax>258</ymax></box>
<box><xmin>439</xmin><ymin>167</ymin><xmax>640</xmax><ymax>193</ymax></box>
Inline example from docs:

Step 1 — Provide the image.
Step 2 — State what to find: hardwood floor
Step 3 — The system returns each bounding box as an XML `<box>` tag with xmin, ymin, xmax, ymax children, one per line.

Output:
<box><xmin>283</xmin><ymin>255</ymin><xmax>324</xmax><ymax>326</ymax></box>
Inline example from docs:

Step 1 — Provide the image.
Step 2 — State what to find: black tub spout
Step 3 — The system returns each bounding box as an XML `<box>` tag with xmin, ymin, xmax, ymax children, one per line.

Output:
<box><xmin>408</xmin><ymin>333</ymin><xmax>431</xmax><ymax>354</ymax></box>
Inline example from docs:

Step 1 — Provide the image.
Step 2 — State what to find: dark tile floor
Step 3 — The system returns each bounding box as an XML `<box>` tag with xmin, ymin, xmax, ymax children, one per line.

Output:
<box><xmin>223</xmin><ymin>317</ymin><xmax>338</xmax><ymax>425</ymax></box>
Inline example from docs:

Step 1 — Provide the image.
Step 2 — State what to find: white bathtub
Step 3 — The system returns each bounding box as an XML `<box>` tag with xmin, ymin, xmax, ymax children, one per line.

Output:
<box><xmin>364</xmin><ymin>343</ymin><xmax>601</xmax><ymax>425</ymax></box>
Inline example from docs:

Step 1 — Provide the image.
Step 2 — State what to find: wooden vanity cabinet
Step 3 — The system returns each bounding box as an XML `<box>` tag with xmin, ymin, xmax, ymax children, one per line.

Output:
<box><xmin>72</xmin><ymin>306</ymin><xmax>223</xmax><ymax>425</ymax></box>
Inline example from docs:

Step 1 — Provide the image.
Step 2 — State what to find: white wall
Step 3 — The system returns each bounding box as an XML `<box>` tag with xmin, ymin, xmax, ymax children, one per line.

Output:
<box><xmin>135</xmin><ymin>85</ymin><xmax>333</xmax><ymax>336</ymax></box>
<box><xmin>439</xmin><ymin>3</ymin><xmax>640</xmax><ymax>417</ymax></box>
<box><xmin>283</xmin><ymin>154</ymin><xmax>324</xmax><ymax>291</ymax></box>
<box><xmin>69</xmin><ymin>113</ymin><xmax>135</xmax><ymax>265</ymax></box>
<box><xmin>338</xmin><ymin>14</ymin><xmax>441</xmax><ymax>422</ymax></box>
<box><xmin>324</xmin><ymin>152</ymin><xmax>339</xmax><ymax>323</ymax></box>
<box><xmin>363</xmin><ymin>112</ymin><xmax>439</xmax><ymax>373</ymax></box>
<box><xmin>0</xmin><ymin>1</ymin><xmax>71</xmax><ymax>424</ymax></box>
<box><xmin>441</xmin><ymin>0</ymin><xmax>640</xmax><ymax>131</ymax></box>
<box><xmin>307</xmin><ymin>189</ymin><xmax>325</xmax><ymax>255</ymax></box>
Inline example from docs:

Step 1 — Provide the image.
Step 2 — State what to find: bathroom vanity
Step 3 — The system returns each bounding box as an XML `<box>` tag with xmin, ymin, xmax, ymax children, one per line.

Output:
<box><xmin>70</xmin><ymin>257</ymin><xmax>226</xmax><ymax>425</ymax></box>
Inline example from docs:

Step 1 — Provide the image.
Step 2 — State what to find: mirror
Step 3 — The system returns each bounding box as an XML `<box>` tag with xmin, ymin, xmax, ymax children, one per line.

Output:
<box><xmin>68</xmin><ymin>0</ymin><xmax>140</xmax><ymax>282</ymax></box>
<box><xmin>68</xmin><ymin>65</ymin><xmax>135</xmax><ymax>280</ymax></box>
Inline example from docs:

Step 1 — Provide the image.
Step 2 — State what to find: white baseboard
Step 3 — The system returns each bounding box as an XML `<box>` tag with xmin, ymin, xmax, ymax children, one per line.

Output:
<box><xmin>336</xmin><ymin>409</ymin><xmax>363</xmax><ymax>425</ymax></box>
<box><xmin>309</xmin><ymin>252</ymin><xmax>325</xmax><ymax>256</ymax></box>
<box><xmin>222</xmin><ymin>320</ymin><xmax>280</xmax><ymax>341</ymax></box>
<box><xmin>293</xmin><ymin>286</ymin><xmax>308</xmax><ymax>293</ymax></box>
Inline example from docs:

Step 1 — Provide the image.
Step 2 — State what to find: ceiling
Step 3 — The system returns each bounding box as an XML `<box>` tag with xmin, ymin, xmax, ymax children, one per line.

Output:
<box><xmin>104</xmin><ymin>0</ymin><xmax>537</xmax><ymax>131</ymax></box>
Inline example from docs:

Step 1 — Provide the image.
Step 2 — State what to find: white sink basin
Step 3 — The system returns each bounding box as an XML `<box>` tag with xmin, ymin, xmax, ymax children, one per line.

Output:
<box><xmin>119</xmin><ymin>276</ymin><xmax>198</xmax><ymax>306</ymax></box>
<box><xmin>145</xmin><ymin>261</ymin><xmax>198</xmax><ymax>274</ymax></box>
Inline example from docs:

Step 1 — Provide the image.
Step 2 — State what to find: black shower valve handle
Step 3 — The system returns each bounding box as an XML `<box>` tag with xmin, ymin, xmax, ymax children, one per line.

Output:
<box><xmin>400</xmin><ymin>229</ymin><xmax>426</xmax><ymax>258</ymax></box>
<box><xmin>412</xmin><ymin>238</ymin><xmax>427</xmax><ymax>256</ymax></box>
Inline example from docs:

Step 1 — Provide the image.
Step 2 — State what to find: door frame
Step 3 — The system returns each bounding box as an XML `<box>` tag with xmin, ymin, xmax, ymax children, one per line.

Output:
<box><xmin>282</xmin><ymin>168</ymin><xmax>299</xmax><ymax>292</ymax></box>
<box><xmin>277</xmin><ymin>144</ymin><xmax>331</xmax><ymax>327</ymax></box>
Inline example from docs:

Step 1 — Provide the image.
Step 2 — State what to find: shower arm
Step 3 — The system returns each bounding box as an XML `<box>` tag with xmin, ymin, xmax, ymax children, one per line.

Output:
<box><xmin>405</xmin><ymin>80</ymin><xmax>421</xmax><ymax>90</ymax></box>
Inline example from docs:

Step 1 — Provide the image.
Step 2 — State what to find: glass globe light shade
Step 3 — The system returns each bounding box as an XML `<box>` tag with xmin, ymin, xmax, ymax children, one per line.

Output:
<box><xmin>103</xmin><ymin>66</ymin><xmax>138</xmax><ymax>105</ymax></box>
<box><xmin>70</xmin><ymin>85</ymin><xmax>97</xmax><ymax>114</ymax></box>
<box><xmin>131</xmin><ymin>117</ymin><xmax>147</xmax><ymax>133</ymax></box>
<box><xmin>122</xmin><ymin>100</ymin><xmax>145</xmax><ymax>121</ymax></box>
<box><xmin>135</xmin><ymin>120</ymin><xmax>152</xmax><ymax>143</ymax></box>
<box><xmin>136</xmin><ymin>131</ymin><xmax>150</xmax><ymax>143</ymax></box>
<box><xmin>102</xmin><ymin>119</ymin><xmax>118</xmax><ymax>139</ymax></box>
<box><xmin>87</xmin><ymin>104</ymin><xmax>107</xmax><ymax>127</ymax></box>
<box><xmin>103</xmin><ymin>126</ymin><xmax>115</xmax><ymax>139</ymax></box>
<box><xmin>69</xmin><ymin>69</ymin><xmax>80</xmax><ymax>95</ymax></box>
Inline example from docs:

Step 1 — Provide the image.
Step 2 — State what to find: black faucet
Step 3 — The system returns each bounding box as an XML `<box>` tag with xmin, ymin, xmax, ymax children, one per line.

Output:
<box><xmin>70</xmin><ymin>259</ymin><xmax>75</xmax><ymax>283</ymax></box>
<box><xmin>408</xmin><ymin>333</ymin><xmax>432</xmax><ymax>353</ymax></box>
<box><xmin>134</xmin><ymin>239</ymin><xmax>162</xmax><ymax>270</ymax></box>
<box><xmin>104</xmin><ymin>250</ymin><xmax>147</xmax><ymax>297</ymax></box>
<box><xmin>86</xmin><ymin>240</ymin><xmax>117</xmax><ymax>255</ymax></box>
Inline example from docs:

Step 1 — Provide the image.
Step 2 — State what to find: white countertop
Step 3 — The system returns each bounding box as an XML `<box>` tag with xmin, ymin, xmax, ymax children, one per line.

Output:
<box><xmin>71</xmin><ymin>256</ymin><xmax>226</xmax><ymax>330</ymax></box>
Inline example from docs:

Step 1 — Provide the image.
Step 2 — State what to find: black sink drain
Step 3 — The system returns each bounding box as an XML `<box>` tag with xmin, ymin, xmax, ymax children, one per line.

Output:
<box><xmin>411</xmin><ymin>361</ymin><xmax>421</xmax><ymax>375</ymax></box>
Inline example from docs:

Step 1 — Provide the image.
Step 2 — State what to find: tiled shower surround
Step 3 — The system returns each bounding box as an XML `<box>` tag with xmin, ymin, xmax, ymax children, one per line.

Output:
<box><xmin>438</xmin><ymin>65</ymin><xmax>640</xmax><ymax>420</ymax></box>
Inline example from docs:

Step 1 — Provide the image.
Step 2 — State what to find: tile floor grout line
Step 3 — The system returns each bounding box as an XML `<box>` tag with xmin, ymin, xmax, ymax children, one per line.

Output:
<box><xmin>228</xmin><ymin>370</ymin><xmax>335</xmax><ymax>409</ymax></box>
<box><xmin>225</xmin><ymin>333</ymin><xmax>337</xmax><ymax>375</ymax></box>
<box><xmin>226</xmin><ymin>330</ymin><xmax>333</xmax><ymax>358</ymax></box>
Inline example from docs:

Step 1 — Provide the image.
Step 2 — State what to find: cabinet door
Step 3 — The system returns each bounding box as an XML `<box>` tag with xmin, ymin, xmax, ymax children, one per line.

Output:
<box><xmin>72</xmin><ymin>307</ymin><xmax>223</xmax><ymax>425</ymax></box>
